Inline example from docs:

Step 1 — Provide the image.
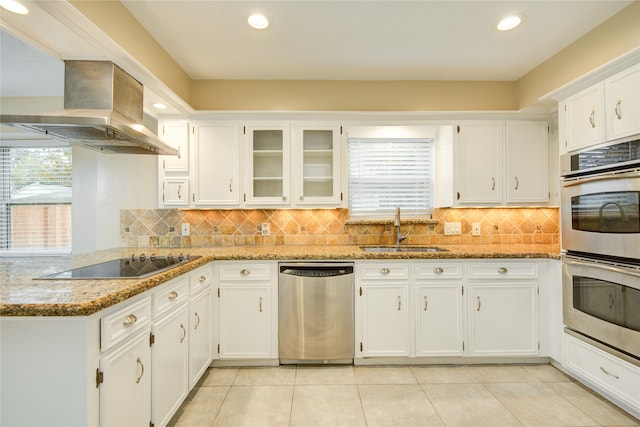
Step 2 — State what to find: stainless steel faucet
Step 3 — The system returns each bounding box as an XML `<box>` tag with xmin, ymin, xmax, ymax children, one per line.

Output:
<box><xmin>394</xmin><ymin>206</ymin><xmax>407</xmax><ymax>245</ymax></box>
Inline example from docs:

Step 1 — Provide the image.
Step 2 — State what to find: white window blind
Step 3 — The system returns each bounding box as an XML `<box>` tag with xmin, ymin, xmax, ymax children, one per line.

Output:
<box><xmin>0</xmin><ymin>147</ymin><xmax>72</xmax><ymax>255</ymax></box>
<box><xmin>348</xmin><ymin>138</ymin><xmax>434</xmax><ymax>218</ymax></box>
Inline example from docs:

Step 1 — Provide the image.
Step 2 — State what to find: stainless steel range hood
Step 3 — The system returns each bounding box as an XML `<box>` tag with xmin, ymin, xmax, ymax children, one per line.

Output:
<box><xmin>1</xmin><ymin>61</ymin><xmax>178</xmax><ymax>155</ymax></box>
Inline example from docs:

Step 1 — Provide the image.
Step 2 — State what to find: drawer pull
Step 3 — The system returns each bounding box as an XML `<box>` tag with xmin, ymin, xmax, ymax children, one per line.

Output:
<box><xmin>380</xmin><ymin>268</ymin><xmax>390</xmax><ymax>275</ymax></box>
<box><xmin>240</xmin><ymin>269</ymin><xmax>251</xmax><ymax>276</ymax></box>
<box><xmin>498</xmin><ymin>267</ymin><xmax>508</xmax><ymax>274</ymax></box>
<box><xmin>599</xmin><ymin>366</ymin><xmax>619</xmax><ymax>379</ymax></box>
<box><xmin>424</xmin><ymin>296</ymin><xmax>428</xmax><ymax>311</ymax></box>
<box><xmin>477</xmin><ymin>296</ymin><xmax>482</xmax><ymax>311</ymax></box>
<box><xmin>122</xmin><ymin>314</ymin><xmax>138</xmax><ymax>327</ymax></box>
<box><xmin>434</xmin><ymin>267</ymin><xmax>444</xmax><ymax>274</ymax></box>
<box><xmin>199</xmin><ymin>275</ymin><xmax>207</xmax><ymax>282</ymax></box>
<box><xmin>194</xmin><ymin>312</ymin><xmax>200</xmax><ymax>330</ymax></box>
<box><xmin>135</xmin><ymin>357</ymin><xmax>144</xmax><ymax>384</ymax></box>
<box><xmin>179</xmin><ymin>323</ymin><xmax>186</xmax><ymax>344</ymax></box>
<box><xmin>168</xmin><ymin>291</ymin><xmax>179</xmax><ymax>300</ymax></box>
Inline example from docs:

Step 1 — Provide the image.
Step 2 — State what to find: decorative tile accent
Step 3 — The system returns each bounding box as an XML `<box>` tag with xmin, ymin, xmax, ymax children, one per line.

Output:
<box><xmin>120</xmin><ymin>207</ymin><xmax>558</xmax><ymax>248</ymax></box>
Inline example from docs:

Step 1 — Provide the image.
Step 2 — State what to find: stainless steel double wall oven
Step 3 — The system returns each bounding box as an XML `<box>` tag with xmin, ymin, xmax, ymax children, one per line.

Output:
<box><xmin>561</xmin><ymin>137</ymin><xmax>640</xmax><ymax>361</ymax></box>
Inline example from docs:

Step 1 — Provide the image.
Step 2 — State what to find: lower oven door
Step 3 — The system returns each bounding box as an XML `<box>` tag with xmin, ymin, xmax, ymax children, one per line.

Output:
<box><xmin>561</xmin><ymin>168</ymin><xmax>640</xmax><ymax>260</ymax></box>
<box><xmin>563</xmin><ymin>254</ymin><xmax>640</xmax><ymax>358</ymax></box>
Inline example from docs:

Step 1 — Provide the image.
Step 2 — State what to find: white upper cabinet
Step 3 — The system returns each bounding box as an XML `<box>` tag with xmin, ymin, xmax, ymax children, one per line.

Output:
<box><xmin>456</xmin><ymin>121</ymin><xmax>503</xmax><ymax>204</ymax></box>
<box><xmin>159</xmin><ymin>121</ymin><xmax>190</xmax><ymax>173</ymax></box>
<box><xmin>506</xmin><ymin>121</ymin><xmax>549</xmax><ymax>204</ymax></box>
<box><xmin>244</xmin><ymin>124</ymin><xmax>291</xmax><ymax>206</ymax></box>
<box><xmin>292</xmin><ymin>124</ymin><xmax>342</xmax><ymax>206</ymax></box>
<box><xmin>456</xmin><ymin>121</ymin><xmax>549</xmax><ymax>206</ymax></box>
<box><xmin>561</xmin><ymin>64</ymin><xmax>640</xmax><ymax>154</ymax></box>
<box><xmin>194</xmin><ymin>123</ymin><xmax>241</xmax><ymax>207</ymax></box>
<box><xmin>605</xmin><ymin>63</ymin><xmax>640</xmax><ymax>141</ymax></box>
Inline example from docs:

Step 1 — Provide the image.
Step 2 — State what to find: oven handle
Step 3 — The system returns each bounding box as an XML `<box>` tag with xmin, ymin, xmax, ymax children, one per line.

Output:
<box><xmin>564</xmin><ymin>256</ymin><xmax>640</xmax><ymax>278</ymax></box>
<box><xmin>562</xmin><ymin>168</ymin><xmax>640</xmax><ymax>187</ymax></box>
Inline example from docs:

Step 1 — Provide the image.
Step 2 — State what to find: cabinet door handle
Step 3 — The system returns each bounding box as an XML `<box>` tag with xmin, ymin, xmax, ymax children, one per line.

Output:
<box><xmin>199</xmin><ymin>275</ymin><xmax>207</xmax><ymax>282</ymax></box>
<box><xmin>177</xmin><ymin>185</ymin><xmax>182</xmax><ymax>200</ymax></box>
<box><xmin>514</xmin><ymin>176</ymin><xmax>519</xmax><ymax>190</ymax></box>
<box><xmin>397</xmin><ymin>296</ymin><xmax>402</xmax><ymax>311</ymax></box>
<box><xmin>599</xmin><ymin>366</ymin><xmax>619</xmax><ymax>379</ymax></box>
<box><xmin>498</xmin><ymin>267</ymin><xmax>508</xmax><ymax>274</ymax></box>
<box><xmin>259</xmin><ymin>297</ymin><xmax>263</xmax><ymax>313</ymax></box>
<box><xmin>177</xmin><ymin>145</ymin><xmax>181</xmax><ymax>160</ymax></box>
<box><xmin>380</xmin><ymin>268</ymin><xmax>390</xmax><ymax>275</ymax></box>
<box><xmin>179</xmin><ymin>323</ymin><xmax>186</xmax><ymax>343</ymax></box>
<box><xmin>240</xmin><ymin>269</ymin><xmax>251</xmax><ymax>276</ymax></box>
<box><xmin>476</xmin><ymin>296</ymin><xmax>482</xmax><ymax>311</ymax></box>
<box><xmin>434</xmin><ymin>267</ymin><xmax>444</xmax><ymax>274</ymax></box>
<box><xmin>122</xmin><ymin>314</ymin><xmax>138</xmax><ymax>327</ymax></box>
<box><xmin>168</xmin><ymin>291</ymin><xmax>179</xmax><ymax>300</ymax></box>
<box><xmin>424</xmin><ymin>295</ymin><xmax>428</xmax><ymax>311</ymax></box>
<box><xmin>194</xmin><ymin>312</ymin><xmax>200</xmax><ymax>330</ymax></box>
<box><xmin>491</xmin><ymin>177</ymin><xmax>495</xmax><ymax>191</ymax></box>
<box><xmin>229</xmin><ymin>179</ymin><xmax>233</xmax><ymax>193</ymax></box>
<box><xmin>135</xmin><ymin>357</ymin><xmax>144</xmax><ymax>384</ymax></box>
<box><xmin>615</xmin><ymin>100</ymin><xmax>622</xmax><ymax>120</ymax></box>
<box><xmin>589</xmin><ymin>110</ymin><xmax>596</xmax><ymax>128</ymax></box>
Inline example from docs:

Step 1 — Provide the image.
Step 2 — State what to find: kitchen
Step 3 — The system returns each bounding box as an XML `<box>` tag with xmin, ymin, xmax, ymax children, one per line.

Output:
<box><xmin>1</xmin><ymin>1</ymin><xmax>639</xmax><ymax>426</ymax></box>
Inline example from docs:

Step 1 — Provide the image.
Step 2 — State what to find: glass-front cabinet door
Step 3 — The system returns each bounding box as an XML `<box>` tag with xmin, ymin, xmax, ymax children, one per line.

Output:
<box><xmin>244</xmin><ymin>124</ymin><xmax>290</xmax><ymax>205</ymax></box>
<box><xmin>293</xmin><ymin>124</ymin><xmax>342</xmax><ymax>206</ymax></box>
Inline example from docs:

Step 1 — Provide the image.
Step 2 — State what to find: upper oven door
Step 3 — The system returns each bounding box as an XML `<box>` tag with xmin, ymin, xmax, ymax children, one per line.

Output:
<box><xmin>561</xmin><ymin>168</ymin><xmax>640</xmax><ymax>259</ymax></box>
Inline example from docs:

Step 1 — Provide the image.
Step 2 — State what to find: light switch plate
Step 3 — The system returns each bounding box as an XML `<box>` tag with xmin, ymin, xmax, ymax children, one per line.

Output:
<box><xmin>444</xmin><ymin>222</ymin><xmax>461</xmax><ymax>235</ymax></box>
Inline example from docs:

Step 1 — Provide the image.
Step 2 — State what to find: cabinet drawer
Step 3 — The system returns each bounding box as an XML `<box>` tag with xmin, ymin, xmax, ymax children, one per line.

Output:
<box><xmin>467</xmin><ymin>262</ymin><xmax>537</xmax><ymax>279</ymax></box>
<box><xmin>153</xmin><ymin>277</ymin><xmax>189</xmax><ymax>317</ymax></box>
<box><xmin>218</xmin><ymin>263</ymin><xmax>272</xmax><ymax>281</ymax></box>
<box><xmin>101</xmin><ymin>297</ymin><xmax>151</xmax><ymax>351</ymax></box>
<box><xmin>360</xmin><ymin>263</ymin><xmax>409</xmax><ymax>280</ymax></box>
<box><xmin>566</xmin><ymin>334</ymin><xmax>640</xmax><ymax>410</ymax></box>
<box><xmin>415</xmin><ymin>262</ymin><xmax>463</xmax><ymax>279</ymax></box>
<box><xmin>190</xmin><ymin>264</ymin><xmax>213</xmax><ymax>295</ymax></box>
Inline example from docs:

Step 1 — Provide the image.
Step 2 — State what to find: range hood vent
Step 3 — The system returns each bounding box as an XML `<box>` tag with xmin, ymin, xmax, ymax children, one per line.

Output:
<box><xmin>1</xmin><ymin>61</ymin><xmax>178</xmax><ymax>155</ymax></box>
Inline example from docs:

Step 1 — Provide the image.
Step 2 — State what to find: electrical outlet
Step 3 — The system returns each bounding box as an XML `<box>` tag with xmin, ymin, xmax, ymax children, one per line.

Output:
<box><xmin>181</xmin><ymin>223</ymin><xmax>190</xmax><ymax>236</ymax></box>
<box><xmin>444</xmin><ymin>222</ymin><xmax>461</xmax><ymax>235</ymax></box>
<box><xmin>261</xmin><ymin>223</ymin><xmax>270</xmax><ymax>236</ymax></box>
<box><xmin>472</xmin><ymin>223</ymin><xmax>481</xmax><ymax>236</ymax></box>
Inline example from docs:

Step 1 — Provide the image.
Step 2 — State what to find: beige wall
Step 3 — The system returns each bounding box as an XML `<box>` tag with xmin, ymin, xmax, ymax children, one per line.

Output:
<box><xmin>69</xmin><ymin>1</ymin><xmax>639</xmax><ymax>112</ymax></box>
<box><xmin>516</xmin><ymin>1</ymin><xmax>640</xmax><ymax>109</ymax></box>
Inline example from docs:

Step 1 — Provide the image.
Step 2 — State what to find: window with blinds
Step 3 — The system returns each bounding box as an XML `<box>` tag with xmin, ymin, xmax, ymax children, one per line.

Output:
<box><xmin>347</xmin><ymin>138</ymin><xmax>434</xmax><ymax>218</ymax></box>
<box><xmin>0</xmin><ymin>147</ymin><xmax>72</xmax><ymax>255</ymax></box>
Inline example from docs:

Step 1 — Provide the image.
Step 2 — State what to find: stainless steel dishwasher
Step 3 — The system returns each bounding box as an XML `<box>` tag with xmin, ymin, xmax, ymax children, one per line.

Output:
<box><xmin>278</xmin><ymin>262</ymin><xmax>355</xmax><ymax>364</ymax></box>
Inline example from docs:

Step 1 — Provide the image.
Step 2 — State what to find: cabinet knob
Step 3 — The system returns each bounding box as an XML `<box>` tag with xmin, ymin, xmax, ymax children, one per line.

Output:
<box><xmin>199</xmin><ymin>275</ymin><xmax>207</xmax><ymax>282</ymax></box>
<box><xmin>168</xmin><ymin>291</ymin><xmax>179</xmax><ymax>300</ymax></box>
<box><xmin>380</xmin><ymin>268</ymin><xmax>390</xmax><ymax>275</ymax></box>
<box><xmin>122</xmin><ymin>314</ymin><xmax>138</xmax><ymax>327</ymax></box>
<box><xmin>434</xmin><ymin>267</ymin><xmax>444</xmax><ymax>274</ymax></box>
<box><xmin>498</xmin><ymin>267</ymin><xmax>508</xmax><ymax>274</ymax></box>
<box><xmin>240</xmin><ymin>269</ymin><xmax>251</xmax><ymax>276</ymax></box>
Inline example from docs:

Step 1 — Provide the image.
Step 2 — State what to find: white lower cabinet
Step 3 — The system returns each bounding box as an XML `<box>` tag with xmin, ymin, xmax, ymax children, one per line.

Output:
<box><xmin>565</xmin><ymin>333</ymin><xmax>640</xmax><ymax>418</ymax></box>
<box><xmin>189</xmin><ymin>288</ymin><xmax>211</xmax><ymax>387</ymax></box>
<box><xmin>215</xmin><ymin>262</ymin><xmax>277</xmax><ymax>360</ymax></box>
<box><xmin>99</xmin><ymin>329</ymin><xmax>152</xmax><ymax>427</ymax></box>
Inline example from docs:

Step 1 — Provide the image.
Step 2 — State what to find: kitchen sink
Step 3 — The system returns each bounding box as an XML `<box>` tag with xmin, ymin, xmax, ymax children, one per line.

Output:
<box><xmin>360</xmin><ymin>245</ymin><xmax>448</xmax><ymax>253</ymax></box>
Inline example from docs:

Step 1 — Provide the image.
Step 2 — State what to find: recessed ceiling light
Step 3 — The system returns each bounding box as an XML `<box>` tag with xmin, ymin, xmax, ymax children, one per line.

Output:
<box><xmin>497</xmin><ymin>15</ymin><xmax>522</xmax><ymax>31</ymax></box>
<box><xmin>247</xmin><ymin>13</ymin><xmax>270</xmax><ymax>30</ymax></box>
<box><xmin>152</xmin><ymin>103</ymin><xmax>167</xmax><ymax>110</ymax></box>
<box><xmin>0</xmin><ymin>0</ymin><xmax>29</xmax><ymax>14</ymax></box>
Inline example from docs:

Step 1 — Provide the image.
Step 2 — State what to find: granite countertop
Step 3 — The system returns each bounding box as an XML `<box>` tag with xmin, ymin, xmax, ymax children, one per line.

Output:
<box><xmin>0</xmin><ymin>244</ymin><xmax>560</xmax><ymax>317</ymax></box>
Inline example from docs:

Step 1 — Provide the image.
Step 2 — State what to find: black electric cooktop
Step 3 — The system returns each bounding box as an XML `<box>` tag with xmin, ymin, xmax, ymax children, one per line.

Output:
<box><xmin>40</xmin><ymin>254</ymin><xmax>201</xmax><ymax>280</ymax></box>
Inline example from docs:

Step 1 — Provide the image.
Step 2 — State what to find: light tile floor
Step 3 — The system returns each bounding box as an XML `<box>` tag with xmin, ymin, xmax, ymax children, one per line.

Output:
<box><xmin>168</xmin><ymin>364</ymin><xmax>639</xmax><ymax>427</ymax></box>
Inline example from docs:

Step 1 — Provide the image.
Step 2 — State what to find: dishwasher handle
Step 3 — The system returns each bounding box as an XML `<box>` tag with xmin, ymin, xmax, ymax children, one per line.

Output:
<box><xmin>279</xmin><ymin>263</ymin><xmax>354</xmax><ymax>278</ymax></box>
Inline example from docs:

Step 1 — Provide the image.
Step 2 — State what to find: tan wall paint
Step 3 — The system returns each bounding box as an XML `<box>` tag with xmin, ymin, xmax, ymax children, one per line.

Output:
<box><xmin>516</xmin><ymin>2</ymin><xmax>640</xmax><ymax>109</ymax></box>
<box><xmin>68</xmin><ymin>0</ymin><xmax>192</xmax><ymax>104</ymax></box>
<box><xmin>191</xmin><ymin>80</ymin><xmax>517</xmax><ymax>111</ymax></box>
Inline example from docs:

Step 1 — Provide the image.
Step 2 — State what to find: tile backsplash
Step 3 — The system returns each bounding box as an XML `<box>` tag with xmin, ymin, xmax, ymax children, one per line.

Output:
<box><xmin>120</xmin><ymin>207</ymin><xmax>558</xmax><ymax>248</ymax></box>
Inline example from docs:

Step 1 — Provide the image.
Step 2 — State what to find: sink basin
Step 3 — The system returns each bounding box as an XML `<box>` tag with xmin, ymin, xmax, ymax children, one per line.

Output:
<box><xmin>360</xmin><ymin>246</ymin><xmax>448</xmax><ymax>253</ymax></box>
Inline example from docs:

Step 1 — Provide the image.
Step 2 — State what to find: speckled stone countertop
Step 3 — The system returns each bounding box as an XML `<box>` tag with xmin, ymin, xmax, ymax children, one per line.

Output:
<box><xmin>1</xmin><ymin>244</ymin><xmax>559</xmax><ymax>317</ymax></box>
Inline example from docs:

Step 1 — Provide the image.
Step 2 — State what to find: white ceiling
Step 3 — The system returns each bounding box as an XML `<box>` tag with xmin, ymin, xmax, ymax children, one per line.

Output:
<box><xmin>0</xmin><ymin>0</ymin><xmax>634</xmax><ymax>104</ymax></box>
<box><xmin>122</xmin><ymin>0</ymin><xmax>632</xmax><ymax>81</ymax></box>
